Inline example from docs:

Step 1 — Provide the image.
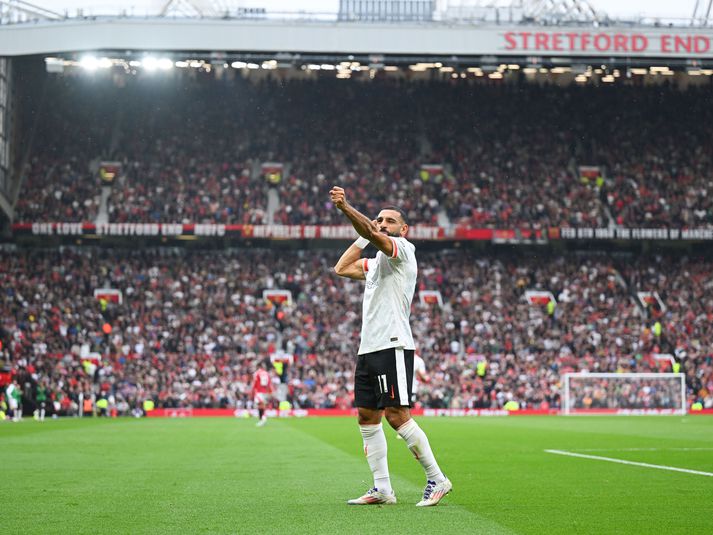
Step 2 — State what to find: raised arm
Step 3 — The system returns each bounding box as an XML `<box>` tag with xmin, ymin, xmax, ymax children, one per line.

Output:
<box><xmin>329</xmin><ymin>186</ymin><xmax>396</xmax><ymax>257</ymax></box>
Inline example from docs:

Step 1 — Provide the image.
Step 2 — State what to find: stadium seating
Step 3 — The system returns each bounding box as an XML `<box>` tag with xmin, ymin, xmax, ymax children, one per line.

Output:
<box><xmin>1</xmin><ymin>248</ymin><xmax>711</xmax><ymax>414</ymax></box>
<box><xmin>7</xmin><ymin>75</ymin><xmax>713</xmax><ymax>416</ymax></box>
<box><xmin>14</xmin><ymin>78</ymin><xmax>713</xmax><ymax>229</ymax></box>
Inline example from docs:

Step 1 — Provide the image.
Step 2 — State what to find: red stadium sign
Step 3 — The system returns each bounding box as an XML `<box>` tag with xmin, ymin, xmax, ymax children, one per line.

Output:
<box><xmin>503</xmin><ymin>30</ymin><xmax>713</xmax><ymax>56</ymax></box>
<box><xmin>145</xmin><ymin>407</ymin><xmax>560</xmax><ymax>418</ymax></box>
<box><xmin>419</xmin><ymin>290</ymin><xmax>443</xmax><ymax>307</ymax></box>
<box><xmin>146</xmin><ymin>407</ymin><xmax>712</xmax><ymax>418</ymax></box>
<box><xmin>525</xmin><ymin>290</ymin><xmax>556</xmax><ymax>306</ymax></box>
<box><xmin>637</xmin><ymin>291</ymin><xmax>666</xmax><ymax>313</ymax></box>
<box><xmin>578</xmin><ymin>165</ymin><xmax>602</xmax><ymax>184</ymax></box>
<box><xmin>11</xmin><ymin>223</ymin><xmax>713</xmax><ymax>242</ymax></box>
<box><xmin>261</xmin><ymin>162</ymin><xmax>283</xmax><ymax>184</ymax></box>
<box><xmin>419</xmin><ymin>164</ymin><xmax>444</xmax><ymax>181</ymax></box>
<box><xmin>99</xmin><ymin>161</ymin><xmax>122</xmax><ymax>185</ymax></box>
<box><xmin>263</xmin><ymin>289</ymin><xmax>292</xmax><ymax>306</ymax></box>
<box><xmin>94</xmin><ymin>288</ymin><xmax>123</xmax><ymax>304</ymax></box>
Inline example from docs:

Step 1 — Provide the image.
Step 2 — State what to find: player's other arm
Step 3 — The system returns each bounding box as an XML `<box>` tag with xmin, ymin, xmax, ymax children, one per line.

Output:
<box><xmin>334</xmin><ymin>243</ymin><xmax>367</xmax><ymax>280</ymax></box>
<box><xmin>330</xmin><ymin>186</ymin><xmax>394</xmax><ymax>257</ymax></box>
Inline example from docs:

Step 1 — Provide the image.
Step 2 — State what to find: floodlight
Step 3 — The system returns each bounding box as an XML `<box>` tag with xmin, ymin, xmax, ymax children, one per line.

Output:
<box><xmin>143</xmin><ymin>57</ymin><xmax>159</xmax><ymax>71</ymax></box>
<box><xmin>80</xmin><ymin>55</ymin><xmax>99</xmax><ymax>71</ymax></box>
<box><xmin>45</xmin><ymin>57</ymin><xmax>64</xmax><ymax>73</ymax></box>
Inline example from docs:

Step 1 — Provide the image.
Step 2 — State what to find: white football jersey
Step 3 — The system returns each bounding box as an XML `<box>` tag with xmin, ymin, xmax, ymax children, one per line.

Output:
<box><xmin>358</xmin><ymin>236</ymin><xmax>417</xmax><ymax>355</ymax></box>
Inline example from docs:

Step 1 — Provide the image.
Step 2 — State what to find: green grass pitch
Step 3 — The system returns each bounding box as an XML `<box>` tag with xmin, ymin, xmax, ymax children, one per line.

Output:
<box><xmin>3</xmin><ymin>415</ymin><xmax>712</xmax><ymax>534</ymax></box>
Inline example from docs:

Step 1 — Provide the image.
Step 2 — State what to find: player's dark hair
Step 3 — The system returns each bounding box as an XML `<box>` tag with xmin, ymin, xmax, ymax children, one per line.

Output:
<box><xmin>381</xmin><ymin>205</ymin><xmax>408</xmax><ymax>225</ymax></box>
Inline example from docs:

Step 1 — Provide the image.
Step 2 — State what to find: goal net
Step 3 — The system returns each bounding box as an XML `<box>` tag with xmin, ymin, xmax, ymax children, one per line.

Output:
<box><xmin>562</xmin><ymin>373</ymin><xmax>686</xmax><ymax>415</ymax></box>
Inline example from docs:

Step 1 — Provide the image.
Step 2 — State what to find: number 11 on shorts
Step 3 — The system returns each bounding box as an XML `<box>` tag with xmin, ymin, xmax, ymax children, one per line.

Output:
<box><xmin>377</xmin><ymin>374</ymin><xmax>388</xmax><ymax>394</ymax></box>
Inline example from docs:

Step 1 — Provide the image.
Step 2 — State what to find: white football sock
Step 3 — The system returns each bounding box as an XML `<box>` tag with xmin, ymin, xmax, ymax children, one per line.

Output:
<box><xmin>397</xmin><ymin>418</ymin><xmax>446</xmax><ymax>483</ymax></box>
<box><xmin>359</xmin><ymin>423</ymin><xmax>392</xmax><ymax>494</ymax></box>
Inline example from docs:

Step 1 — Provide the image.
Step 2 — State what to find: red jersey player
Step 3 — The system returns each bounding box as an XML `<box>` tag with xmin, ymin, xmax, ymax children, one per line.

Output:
<box><xmin>251</xmin><ymin>360</ymin><xmax>273</xmax><ymax>427</ymax></box>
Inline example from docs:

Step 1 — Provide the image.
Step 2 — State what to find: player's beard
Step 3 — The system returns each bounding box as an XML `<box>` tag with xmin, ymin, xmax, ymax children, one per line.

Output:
<box><xmin>384</xmin><ymin>230</ymin><xmax>400</xmax><ymax>237</ymax></box>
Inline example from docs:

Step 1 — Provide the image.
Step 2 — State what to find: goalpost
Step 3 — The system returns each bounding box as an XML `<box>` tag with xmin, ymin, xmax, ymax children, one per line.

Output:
<box><xmin>562</xmin><ymin>373</ymin><xmax>687</xmax><ymax>415</ymax></box>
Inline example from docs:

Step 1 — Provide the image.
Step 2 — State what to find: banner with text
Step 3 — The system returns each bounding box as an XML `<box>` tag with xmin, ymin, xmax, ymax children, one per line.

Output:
<box><xmin>501</xmin><ymin>28</ymin><xmax>713</xmax><ymax>58</ymax></box>
<box><xmin>10</xmin><ymin>222</ymin><xmax>447</xmax><ymax>240</ymax></box>
<box><xmin>559</xmin><ymin>227</ymin><xmax>713</xmax><ymax>240</ymax></box>
<box><xmin>11</xmin><ymin>223</ymin><xmax>713</xmax><ymax>242</ymax></box>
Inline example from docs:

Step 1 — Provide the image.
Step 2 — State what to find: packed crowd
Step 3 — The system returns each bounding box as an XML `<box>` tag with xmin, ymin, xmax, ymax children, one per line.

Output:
<box><xmin>567</xmin><ymin>377</ymin><xmax>684</xmax><ymax>410</ymax></box>
<box><xmin>1</xmin><ymin>247</ymin><xmax>711</xmax><ymax>417</ymax></box>
<box><xmin>13</xmin><ymin>76</ymin><xmax>713</xmax><ymax>228</ymax></box>
<box><xmin>14</xmin><ymin>77</ymin><xmax>113</xmax><ymax>222</ymax></box>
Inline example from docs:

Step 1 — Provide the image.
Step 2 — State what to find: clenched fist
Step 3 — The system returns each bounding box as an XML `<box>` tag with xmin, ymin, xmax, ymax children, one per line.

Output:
<box><xmin>330</xmin><ymin>186</ymin><xmax>347</xmax><ymax>209</ymax></box>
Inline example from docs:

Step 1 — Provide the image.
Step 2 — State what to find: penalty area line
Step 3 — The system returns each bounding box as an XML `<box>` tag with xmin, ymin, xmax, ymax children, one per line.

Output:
<box><xmin>544</xmin><ymin>449</ymin><xmax>713</xmax><ymax>478</ymax></box>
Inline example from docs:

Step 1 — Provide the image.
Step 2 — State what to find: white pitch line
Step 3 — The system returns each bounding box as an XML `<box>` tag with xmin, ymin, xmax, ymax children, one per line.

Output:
<box><xmin>544</xmin><ymin>449</ymin><xmax>713</xmax><ymax>478</ymax></box>
<box><xmin>575</xmin><ymin>447</ymin><xmax>713</xmax><ymax>452</ymax></box>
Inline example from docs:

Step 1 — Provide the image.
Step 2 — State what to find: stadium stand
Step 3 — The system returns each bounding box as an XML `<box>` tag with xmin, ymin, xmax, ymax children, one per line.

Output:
<box><xmin>12</xmin><ymin>77</ymin><xmax>713</xmax><ymax>229</ymax></box>
<box><xmin>4</xmin><ymin>53</ymin><xmax>713</xmax><ymax>419</ymax></box>
<box><xmin>1</xmin><ymin>248</ymin><xmax>711</xmax><ymax>415</ymax></box>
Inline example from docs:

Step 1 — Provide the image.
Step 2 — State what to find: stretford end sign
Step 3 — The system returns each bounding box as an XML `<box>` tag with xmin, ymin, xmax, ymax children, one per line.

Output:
<box><xmin>502</xmin><ymin>31</ymin><xmax>713</xmax><ymax>56</ymax></box>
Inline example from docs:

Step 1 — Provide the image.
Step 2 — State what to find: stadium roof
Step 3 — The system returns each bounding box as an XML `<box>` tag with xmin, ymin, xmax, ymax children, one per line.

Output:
<box><xmin>1</xmin><ymin>1</ymin><xmax>705</xmax><ymax>26</ymax></box>
<box><xmin>1</xmin><ymin>1</ymin><xmax>711</xmax><ymax>61</ymax></box>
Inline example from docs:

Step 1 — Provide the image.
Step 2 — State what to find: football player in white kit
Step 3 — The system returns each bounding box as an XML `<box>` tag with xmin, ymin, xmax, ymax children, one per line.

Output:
<box><xmin>330</xmin><ymin>185</ymin><xmax>452</xmax><ymax>507</ymax></box>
